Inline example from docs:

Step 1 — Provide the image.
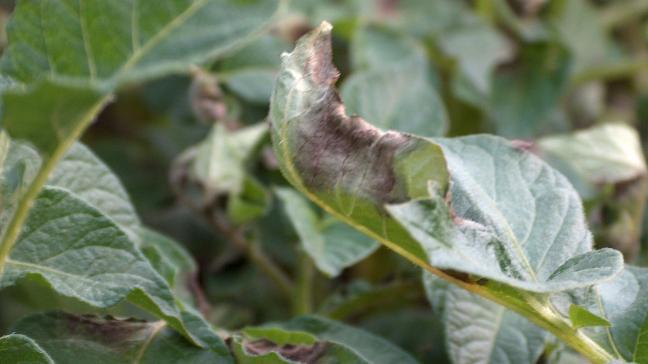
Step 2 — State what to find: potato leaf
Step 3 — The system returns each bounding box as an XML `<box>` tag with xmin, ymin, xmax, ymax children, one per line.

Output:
<box><xmin>12</xmin><ymin>312</ymin><xmax>233</xmax><ymax>363</ymax></box>
<box><xmin>276</xmin><ymin>187</ymin><xmax>378</xmax><ymax>277</ymax></box>
<box><xmin>236</xmin><ymin>316</ymin><xmax>418</xmax><ymax>364</ymax></box>
<box><xmin>269</xmin><ymin>22</ymin><xmax>625</xmax><ymax>363</ymax></box>
<box><xmin>1</xmin><ymin>0</ymin><xmax>280</xmax><ymax>87</ymax></box>
<box><xmin>0</xmin><ymin>334</ymin><xmax>54</xmax><ymax>364</ymax></box>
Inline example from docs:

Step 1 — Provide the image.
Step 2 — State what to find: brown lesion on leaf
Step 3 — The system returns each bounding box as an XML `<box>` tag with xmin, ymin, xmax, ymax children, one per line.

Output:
<box><xmin>243</xmin><ymin>338</ymin><xmax>329</xmax><ymax>363</ymax></box>
<box><xmin>53</xmin><ymin>312</ymin><xmax>152</xmax><ymax>350</ymax></box>
<box><xmin>286</xmin><ymin>23</ymin><xmax>424</xmax><ymax>207</ymax></box>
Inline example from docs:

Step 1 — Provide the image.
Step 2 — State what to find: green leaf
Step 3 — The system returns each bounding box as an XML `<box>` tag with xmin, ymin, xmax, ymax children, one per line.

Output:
<box><xmin>342</xmin><ymin>26</ymin><xmax>447</xmax><ymax>136</ymax></box>
<box><xmin>2</xmin><ymin>0</ymin><xmax>281</xmax><ymax>87</ymax></box>
<box><xmin>0</xmin><ymin>334</ymin><xmax>54</xmax><ymax>364</ymax></box>
<box><xmin>350</xmin><ymin>24</ymin><xmax>427</xmax><ymax>72</ymax></box>
<box><xmin>2</xmin><ymin>81</ymin><xmax>107</xmax><ymax>156</ymax></box>
<box><xmin>438</xmin><ymin>19</ymin><xmax>510</xmax><ymax>103</ymax></box>
<box><xmin>443</xmin><ymin>284</ymin><xmax>548</xmax><ymax>364</ymax></box>
<box><xmin>569</xmin><ymin>304</ymin><xmax>611</xmax><ymax>329</ymax></box>
<box><xmin>219</xmin><ymin>34</ymin><xmax>290</xmax><ymax>104</ymax></box>
<box><xmin>12</xmin><ymin>311</ymin><xmax>233</xmax><ymax>363</ymax></box>
<box><xmin>599</xmin><ymin>266</ymin><xmax>648</xmax><ymax>363</ymax></box>
<box><xmin>276</xmin><ymin>187</ymin><xmax>378</xmax><ymax>277</ymax></box>
<box><xmin>489</xmin><ymin>43</ymin><xmax>571</xmax><ymax>138</ymax></box>
<box><xmin>424</xmin><ymin>272</ymin><xmax>548</xmax><ymax>364</ymax></box>
<box><xmin>537</xmin><ymin>123</ymin><xmax>647</xmax><ymax>197</ymax></box>
<box><xmin>388</xmin><ymin>135</ymin><xmax>623</xmax><ymax>292</ymax></box>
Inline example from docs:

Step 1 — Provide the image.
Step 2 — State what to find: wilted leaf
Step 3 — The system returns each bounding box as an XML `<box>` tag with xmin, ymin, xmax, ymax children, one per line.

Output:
<box><xmin>12</xmin><ymin>312</ymin><xmax>233</xmax><ymax>363</ymax></box>
<box><xmin>0</xmin><ymin>334</ymin><xmax>53</xmax><ymax>364</ymax></box>
<box><xmin>191</xmin><ymin>123</ymin><xmax>267</xmax><ymax>202</ymax></box>
<box><xmin>276</xmin><ymin>187</ymin><xmax>378</xmax><ymax>277</ymax></box>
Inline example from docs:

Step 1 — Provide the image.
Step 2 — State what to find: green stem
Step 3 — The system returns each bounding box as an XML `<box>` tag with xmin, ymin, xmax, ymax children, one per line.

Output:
<box><xmin>206</xmin><ymin>210</ymin><xmax>295</xmax><ymax>299</ymax></box>
<box><xmin>293</xmin><ymin>251</ymin><xmax>314</xmax><ymax>315</ymax></box>
<box><xmin>571</xmin><ymin>57</ymin><xmax>648</xmax><ymax>86</ymax></box>
<box><xmin>602</xmin><ymin>0</ymin><xmax>648</xmax><ymax>29</ymax></box>
<box><xmin>0</xmin><ymin>96</ymin><xmax>111</xmax><ymax>276</ymax></box>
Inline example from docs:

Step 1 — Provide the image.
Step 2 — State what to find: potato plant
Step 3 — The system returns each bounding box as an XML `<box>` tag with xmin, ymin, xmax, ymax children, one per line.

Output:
<box><xmin>0</xmin><ymin>1</ymin><xmax>647</xmax><ymax>364</ymax></box>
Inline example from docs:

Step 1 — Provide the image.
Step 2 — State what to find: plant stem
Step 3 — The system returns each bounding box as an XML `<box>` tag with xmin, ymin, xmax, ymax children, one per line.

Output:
<box><xmin>293</xmin><ymin>251</ymin><xmax>314</xmax><ymax>315</ymax></box>
<box><xmin>572</xmin><ymin>57</ymin><xmax>648</xmax><ymax>86</ymax></box>
<box><xmin>0</xmin><ymin>96</ymin><xmax>111</xmax><ymax>276</ymax></box>
<box><xmin>207</xmin><ymin>210</ymin><xmax>295</xmax><ymax>299</ymax></box>
<box><xmin>602</xmin><ymin>0</ymin><xmax>648</xmax><ymax>29</ymax></box>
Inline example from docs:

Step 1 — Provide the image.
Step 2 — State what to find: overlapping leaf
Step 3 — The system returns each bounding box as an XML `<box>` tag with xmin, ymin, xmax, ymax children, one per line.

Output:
<box><xmin>2</xmin><ymin>0</ymin><xmax>280</xmax><ymax>87</ymax></box>
<box><xmin>276</xmin><ymin>187</ymin><xmax>378</xmax><ymax>277</ymax></box>
<box><xmin>12</xmin><ymin>312</ymin><xmax>233</xmax><ymax>363</ymax></box>
<box><xmin>269</xmin><ymin>22</ymin><xmax>626</xmax><ymax>363</ymax></box>
<box><xmin>0</xmin><ymin>334</ymin><xmax>53</xmax><ymax>364</ymax></box>
<box><xmin>235</xmin><ymin>316</ymin><xmax>419</xmax><ymax>364</ymax></box>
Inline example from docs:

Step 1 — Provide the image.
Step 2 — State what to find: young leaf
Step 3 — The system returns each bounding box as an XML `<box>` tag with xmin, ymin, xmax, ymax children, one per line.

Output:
<box><xmin>1</xmin><ymin>0</ymin><xmax>281</xmax><ymax>87</ymax></box>
<box><xmin>0</xmin><ymin>334</ymin><xmax>54</xmax><ymax>364</ymax></box>
<box><xmin>12</xmin><ymin>312</ymin><xmax>233</xmax><ymax>363</ymax></box>
<box><xmin>569</xmin><ymin>304</ymin><xmax>611</xmax><ymax>329</ymax></box>
<box><xmin>276</xmin><ymin>187</ymin><xmax>378</xmax><ymax>277</ymax></box>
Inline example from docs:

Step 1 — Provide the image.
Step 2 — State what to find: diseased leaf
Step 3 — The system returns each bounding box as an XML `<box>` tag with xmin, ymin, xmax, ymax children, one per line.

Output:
<box><xmin>236</xmin><ymin>316</ymin><xmax>417</xmax><ymax>364</ymax></box>
<box><xmin>270</xmin><ymin>21</ymin><xmax>450</xmax><ymax>268</ymax></box>
<box><xmin>2</xmin><ymin>0</ymin><xmax>280</xmax><ymax>87</ymax></box>
<box><xmin>277</xmin><ymin>316</ymin><xmax>419</xmax><ymax>364</ymax></box>
<box><xmin>388</xmin><ymin>135</ymin><xmax>623</xmax><ymax>292</ymax></box>
<box><xmin>569</xmin><ymin>304</ymin><xmax>611</xmax><ymax>329</ymax></box>
<box><xmin>269</xmin><ymin>23</ymin><xmax>625</xmax><ymax>363</ymax></box>
<box><xmin>0</xmin><ymin>334</ymin><xmax>54</xmax><ymax>364</ymax></box>
<box><xmin>12</xmin><ymin>312</ymin><xmax>233</xmax><ymax>363</ymax></box>
<box><xmin>276</xmin><ymin>187</ymin><xmax>378</xmax><ymax>277</ymax></box>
